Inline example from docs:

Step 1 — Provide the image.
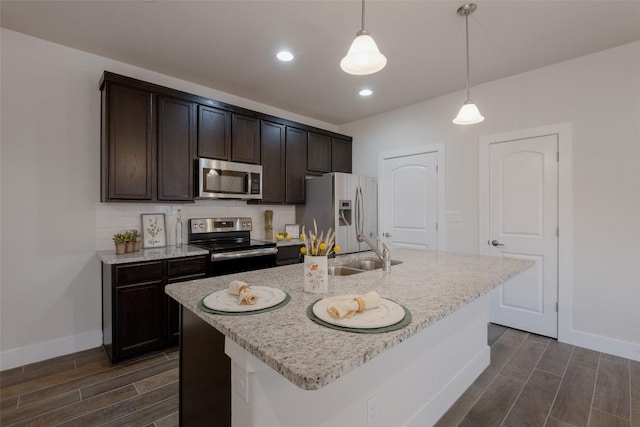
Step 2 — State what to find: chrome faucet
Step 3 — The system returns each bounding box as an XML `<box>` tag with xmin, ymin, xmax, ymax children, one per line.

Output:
<box><xmin>357</xmin><ymin>234</ymin><xmax>392</xmax><ymax>272</ymax></box>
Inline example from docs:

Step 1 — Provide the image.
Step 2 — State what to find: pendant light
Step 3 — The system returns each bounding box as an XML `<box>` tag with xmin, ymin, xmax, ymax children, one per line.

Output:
<box><xmin>453</xmin><ymin>3</ymin><xmax>485</xmax><ymax>125</ymax></box>
<box><xmin>340</xmin><ymin>0</ymin><xmax>387</xmax><ymax>75</ymax></box>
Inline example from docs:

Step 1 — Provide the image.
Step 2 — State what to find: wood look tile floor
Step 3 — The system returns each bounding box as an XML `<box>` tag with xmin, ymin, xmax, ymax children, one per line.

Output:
<box><xmin>1</xmin><ymin>325</ymin><xmax>638</xmax><ymax>426</ymax></box>
<box><xmin>437</xmin><ymin>324</ymin><xmax>640</xmax><ymax>427</ymax></box>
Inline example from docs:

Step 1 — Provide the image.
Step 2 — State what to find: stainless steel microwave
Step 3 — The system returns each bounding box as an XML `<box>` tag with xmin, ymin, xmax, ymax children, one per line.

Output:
<box><xmin>197</xmin><ymin>159</ymin><xmax>262</xmax><ymax>200</ymax></box>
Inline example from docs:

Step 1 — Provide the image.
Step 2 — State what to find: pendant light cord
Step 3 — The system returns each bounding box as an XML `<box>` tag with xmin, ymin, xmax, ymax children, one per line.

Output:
<box><xmin>465</xmin><ymin>13</ymin><xmax>470</xmax><ymax>100</ymax></box>
<box><xmin>361</xmin><ymin>0</ymin><xmax>366</xmax><ymax>31</ymax></box>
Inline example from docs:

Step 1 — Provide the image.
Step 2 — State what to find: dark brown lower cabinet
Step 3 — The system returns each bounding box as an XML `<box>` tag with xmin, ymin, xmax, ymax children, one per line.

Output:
<box><xmin>180</xmin><ymin>307</ymin><xmax>231</xmax><ymax>427</ymax></box>
<box><xmin>102</xmin><ymin>255</ymin><xmax>207</xmax><ymax>365</ymax></box>
<box><xmin>277</xmin><ymin>245</ymin><xmax>303</xmax><ymax>265</ymax></box>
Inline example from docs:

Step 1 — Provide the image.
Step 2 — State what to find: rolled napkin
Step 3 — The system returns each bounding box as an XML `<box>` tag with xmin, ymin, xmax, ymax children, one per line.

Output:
<box><xmin>228</xmin><ymin>280</ymin><xmax>258</xmax><ymax>305</ymax></box>
<box><xmin>327</xmin><ymin>290</ymin><xmax>381</xmax><ymax>319</ymax></box>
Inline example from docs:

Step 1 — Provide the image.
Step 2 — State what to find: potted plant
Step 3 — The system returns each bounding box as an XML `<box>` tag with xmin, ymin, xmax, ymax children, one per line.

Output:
<box><xmin>129</xmin><ymin>229</ymin><xmax>140</xmax><ymax>252</ymax></box>
<box><xmin>112</xmin><ymin>232</ymin><xmax>126</xmax><ymax>254</ymax></box>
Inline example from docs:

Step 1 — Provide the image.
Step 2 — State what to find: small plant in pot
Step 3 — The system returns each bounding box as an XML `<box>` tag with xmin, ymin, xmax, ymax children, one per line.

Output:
<box><xmin>129</xmin><ymin>229</ymin><xmax>141</xmax><ymax>251</ymax></box>
<box><xmin>123</xmin><ymin>230</ymin><xmax>135</xmax><ymax>253</ymax></box>
<box><xmin>112</xmin><ymin>232</ymin><xmax>126</xmax><ymax>254</ymax></box>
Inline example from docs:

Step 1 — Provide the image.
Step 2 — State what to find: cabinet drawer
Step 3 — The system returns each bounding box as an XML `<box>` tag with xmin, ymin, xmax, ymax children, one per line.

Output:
<box><xmin>114</xmin><ymin>261</ymin><xmax>163</xmax><ymax>285</ymax></box>
<box><xmin>168</xmin><ymin>256</ymin><xmax>208</xmax><ymax>281</ymax></box>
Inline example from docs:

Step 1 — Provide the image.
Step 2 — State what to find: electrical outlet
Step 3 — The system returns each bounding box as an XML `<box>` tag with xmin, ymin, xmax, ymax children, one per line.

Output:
<box><xmin>367</xmin><ymin>395</ymin><xmax>378</xmax><ymax>426</ymax></box>
<box><xmin>234</xmin><ymin>368</ymin><xmax>249</xmax><ymax>402</ymax></box>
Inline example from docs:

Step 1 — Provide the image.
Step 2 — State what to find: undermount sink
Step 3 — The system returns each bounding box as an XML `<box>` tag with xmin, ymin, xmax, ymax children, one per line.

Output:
<box><xmin>328</xmin><ymin>266</ymin><xmax>364</xmax><ymax>276</ymax></box>
<box><xmin>328</xmin><ymin>258</ymin><xmax>403</xmax><ymax>276</ymax></box>
<box><xmin>343</xmin><ymin>258</ymin><xmax>403</xmax><ymax>271</ymax></box>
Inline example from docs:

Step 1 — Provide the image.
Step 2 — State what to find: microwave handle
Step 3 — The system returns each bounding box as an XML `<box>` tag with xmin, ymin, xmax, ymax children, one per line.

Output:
<box><xmin>245</xmin><ymin>173</ymin><xmax>250</xmax><ymax>194</ymax></box>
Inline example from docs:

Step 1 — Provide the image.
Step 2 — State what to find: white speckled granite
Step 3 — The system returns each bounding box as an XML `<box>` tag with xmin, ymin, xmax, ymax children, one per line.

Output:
<box><xmin>97</xmin><ymin>245</ymin><xmax>209</xmax><ymax>264</ymax></box>
<box><xmin>165</xmin><ymin>249</ymin><xmax>533</xmax><ymax>391</ymax></box>
<box><xmin>258</xmin><ymin>237</ymin><xmax>304</xmax><ymax>247</ymax></box>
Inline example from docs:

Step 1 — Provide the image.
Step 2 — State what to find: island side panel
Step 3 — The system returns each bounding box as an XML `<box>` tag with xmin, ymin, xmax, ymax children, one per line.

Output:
<box><xmin>180</xmin><ymin>306</ymin><xmax>231</xmax><ymax>426</ymax></box>
<box><xmin>225</xmin><ymin>294</ymin><xmax>490</xmax><ymax>427</ymax></box>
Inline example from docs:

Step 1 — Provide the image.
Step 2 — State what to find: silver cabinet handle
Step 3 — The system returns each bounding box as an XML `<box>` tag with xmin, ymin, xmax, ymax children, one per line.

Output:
<box><xmin>383</xmin><ymin>232</ymin><xmax>392</xmax><ymax>237</ymax></box>
<box><xmin>490</xmin><ymin>240</ymin><xmax>504</xmax><ymax>247</ymax></box>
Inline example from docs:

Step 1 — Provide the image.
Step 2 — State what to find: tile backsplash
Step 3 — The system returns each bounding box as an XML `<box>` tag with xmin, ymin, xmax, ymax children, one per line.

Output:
<box><xmin>96</xmin><ymin>200</ymin><xmax>296</xmax><ymax>251</ymax></box>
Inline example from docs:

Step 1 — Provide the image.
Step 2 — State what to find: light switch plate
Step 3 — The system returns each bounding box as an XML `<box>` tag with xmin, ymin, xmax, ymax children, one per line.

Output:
<box><xmin>446</xmin><ymin>211</ymin><xmax>461</xmax><ymax>222</ymax></box>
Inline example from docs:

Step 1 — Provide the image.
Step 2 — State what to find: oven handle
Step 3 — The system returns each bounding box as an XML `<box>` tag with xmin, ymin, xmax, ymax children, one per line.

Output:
<box><xmin>211</xmin><ymin>247</ymin><xmax>278</xmax><ymax>261</ymax></box>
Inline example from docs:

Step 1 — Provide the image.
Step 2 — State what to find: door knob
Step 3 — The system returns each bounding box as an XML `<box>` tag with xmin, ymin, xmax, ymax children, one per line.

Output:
<box><xmin>383</xmin><ymin>232</ymin><xmax>392</xmax><ymax>237</ymax></box>
<box><xmin>490</xmin><ymin>240</ymin><xmax>504</xmax><ymax>247</ymax></box>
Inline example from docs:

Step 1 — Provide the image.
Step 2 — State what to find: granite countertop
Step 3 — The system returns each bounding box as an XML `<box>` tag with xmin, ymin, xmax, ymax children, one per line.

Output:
<box><xmin>165</xmin><ymin>249</ymin><xmax>533</xmax><ymax>391</ymax></box>
<box><xmin>258</xmin><ymin>235</ymin><xmax>304</xmax><ymax>247</ymax></box>
<box><xmin>97</xmin><ymin>245</ymin><xmax>209</xmax><ymax>264</ymax></box>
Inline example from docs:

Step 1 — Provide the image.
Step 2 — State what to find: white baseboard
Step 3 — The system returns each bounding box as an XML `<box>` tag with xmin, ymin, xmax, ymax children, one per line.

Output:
<box><xmin>0</xmin><ymin>329</ymin><xmax>103</xmax><ymax>371</ymax></box>
<box><xmin>560</xmin><ymin>328</ymin><xmax>640</xmax><ymax>362</ymax></box>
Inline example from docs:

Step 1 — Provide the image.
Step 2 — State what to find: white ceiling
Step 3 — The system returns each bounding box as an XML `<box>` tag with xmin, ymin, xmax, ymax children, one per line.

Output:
<box><xmin>2</xmin><ymin>1</ymin><xmax>639</xmax><ymax>125</ymax></box>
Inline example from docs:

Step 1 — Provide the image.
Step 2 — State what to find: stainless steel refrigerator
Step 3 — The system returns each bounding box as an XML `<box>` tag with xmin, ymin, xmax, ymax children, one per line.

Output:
<box><xmin>296</xmin><ymin>173</ymin><xmax>378</xmax><ymax>254</ymax></box>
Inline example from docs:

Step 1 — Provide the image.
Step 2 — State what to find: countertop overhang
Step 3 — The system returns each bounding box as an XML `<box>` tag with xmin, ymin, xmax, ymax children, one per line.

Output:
<box><xmin>165</xmin><ymin>249</ymin><xmax>533</xmax><ymax>390</ymax></box>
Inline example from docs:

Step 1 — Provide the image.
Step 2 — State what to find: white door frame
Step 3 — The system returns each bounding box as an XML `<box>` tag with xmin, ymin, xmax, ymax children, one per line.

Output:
<box><xmin>479</xmin><ymin>123</ymin><xmax>572</xmax><ymax>343</ymax></box>
<box><xmin>378</xmin><ymin>143</ymin><xmax>446</xmax><ymax>251</ymax></box>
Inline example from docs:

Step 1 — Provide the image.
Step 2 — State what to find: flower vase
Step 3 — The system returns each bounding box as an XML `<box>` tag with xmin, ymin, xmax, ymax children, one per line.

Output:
<box><xmin>303</xmin><ymin>255</ymin><xmax>328</xmax><ymax>294</ymax></box>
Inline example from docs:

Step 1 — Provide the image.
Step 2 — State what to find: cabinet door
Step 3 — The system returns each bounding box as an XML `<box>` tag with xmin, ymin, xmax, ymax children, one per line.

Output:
<box><xmin>167</xmin><ymin>256</ymin><xmax>208</xmax><ymax>345</ymax></box>
<box><xmin>198</xmin><ymin>105</ymin><xmax>231</xmax><ymax>160</ymax></box>
<box><xmin>260</xmin><ymin>121</ymin><xmax>286</xmax><ymax>204</ymax></box>
<box><xmin>307</xmin><ymin>133</ymin><xmax>332</xmax><ymax>174</ymax></box>
<box><xmin>332</xmin><ymin>138</ymin><xmax>353</xmax><ymax>173</ymax></box>
<box><xmin>103</xmin><ymin>83</ymin><xmax>154</xmax><ymax>201</ymax></box>
<box><xmin>157</xmin><ymin>96</ymin><xmax>196</xmax><ymax>201</ymax></box>
<box><xmin>285</xmin><ymin>127</ymin><xmax>307</xmax><ymax>204</ymax></box>
<box><xmin>276</xmin><ymin>245</ymin><xmax>303</xmax><ymax>265</ymax></box>
<box><xmin>231</xmin><ymin>114</ymin><xmax>260</xmax><ymax>164</ymax></box>
<box><xmin>114</xmin><ymin>281</ymin><xmax>165</xmax><ymax>359</ymax></box>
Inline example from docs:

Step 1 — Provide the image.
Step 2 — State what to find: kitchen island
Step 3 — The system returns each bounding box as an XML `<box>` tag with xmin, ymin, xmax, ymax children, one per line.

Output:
<box><xmin>166</xmin><ymin>249</ymin><xmax>532</xmax><ymax>427</ymax></box>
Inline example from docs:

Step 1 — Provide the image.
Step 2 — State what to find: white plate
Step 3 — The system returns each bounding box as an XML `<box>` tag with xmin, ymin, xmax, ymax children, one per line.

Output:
<box><xmin>203</xmin><ymin>286</ymin><xmax>287</xmax><ymax>312</ymax></box>
<box><xmin>312</xmin><ymin>295</ymin><xmax>405</xmax><ymax>329</ymax></box>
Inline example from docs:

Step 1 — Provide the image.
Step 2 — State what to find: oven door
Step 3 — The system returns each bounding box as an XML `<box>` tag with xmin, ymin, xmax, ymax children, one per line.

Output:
<box><xmin>209</xmin><ymin>247</ymin><xmax>278</xmax><ymax>276</ymax></box>
<box><xmin>198</xmin><ymin>158</ymin><xmax>262</xmax><ymax>200</ymax></box>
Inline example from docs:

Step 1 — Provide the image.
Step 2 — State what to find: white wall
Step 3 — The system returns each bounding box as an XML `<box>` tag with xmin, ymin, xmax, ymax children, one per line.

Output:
<box><xmin>0</xmin><ymin>29</ymin><xmax>331</xmax><ymax>370</ymax></box>
<box><xmin>341</xmin><ymin>41</ymin><xmax>640</xmax><ymax>359</ymax></box>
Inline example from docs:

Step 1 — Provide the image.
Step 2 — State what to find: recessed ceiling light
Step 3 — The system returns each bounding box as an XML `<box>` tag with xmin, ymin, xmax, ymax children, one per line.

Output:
<box><xmin>359</xmin><ymin>89</ymin><xmax>373</xmax><ymax>97</ymax></box>
<box><xmin>277</xmin><ymin>51</ymin><xmax>294</xmax><ymax>62</ymax></box>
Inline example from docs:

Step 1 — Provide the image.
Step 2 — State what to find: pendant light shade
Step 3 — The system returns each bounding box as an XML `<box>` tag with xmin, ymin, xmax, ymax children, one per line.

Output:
<box><xmin>453</xmin><ymin>3</ymin><xmax>484</xmax><ymax>125</ymax></box>
<box><xmin>453</xmin><ymin>100</ymin><xmax>485</xmax><ymax>125</ymax></box>
<box><xmin>340</xmin><ymin>0</ymin><xmax>387</xmax><ymax>75</ymax></box>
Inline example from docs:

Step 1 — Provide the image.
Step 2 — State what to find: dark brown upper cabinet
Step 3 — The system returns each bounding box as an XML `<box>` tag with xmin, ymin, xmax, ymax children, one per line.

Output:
<box><xmin>100</xmin><ymin>72</ymin><xmax>353</xmax><ymax>204</ymax></box>
<box><xmin>231</xmin><ymin>114</ymin><xmax>260</xmax><ymax>164</ymax></box>
<box><xmin>331</xmin><ymin>138</ymin><xmax>352</xmax><ymax>173</ymax></box>
<box><xmin>101</xmin><ymin>82</ymin><xmax>155</xmax><ymax>201</ymax></box>
<box><xmin>101</xmin><ymin>78</ymin><xmax>197</xmax><ymax>203</ymax></box>
<box><xmin>285</xmin><ymin>127</ymin><xmax>307</xmax><ymax>204</ymax></box>
<box><xmin>307</xmin><ymin>132</ymin><xmax>332</xmax><ymax>174</ymax></box>
<box><xmin>198</xmin><ymin>105</ymin><xmax>231</xmax><ymax>160</ymax></box>
<box><xmin>260</xmin><ymin>121</ymin><xmax>286</xmax><ymax>204</ymax></box>
<box><xmin>157</xmin><ymin>96</ymin><xmax>196</xmax><ymax>201</ymax></box>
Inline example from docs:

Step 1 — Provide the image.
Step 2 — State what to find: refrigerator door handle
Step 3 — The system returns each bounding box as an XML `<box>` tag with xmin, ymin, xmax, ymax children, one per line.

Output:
<box><xmin>359</xmin><ymin>186</ymin><xmax>365</xmax><ymax>237</ymax></box>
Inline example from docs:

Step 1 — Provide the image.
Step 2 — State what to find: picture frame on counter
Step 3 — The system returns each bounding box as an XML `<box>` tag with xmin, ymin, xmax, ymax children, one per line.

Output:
<box><xmin>285</xmin><ymin>224</ymin><xmax>300</xmax><ymax>237</ymax></box>
<box><xmin>141</xmin><ymin>213</ymin><xmax>167</xmax><ymax>248</ymax></box>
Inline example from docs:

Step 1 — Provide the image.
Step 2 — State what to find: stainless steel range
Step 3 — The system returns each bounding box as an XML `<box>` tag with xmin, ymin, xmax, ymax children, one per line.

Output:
<box><xmin>188</xmin><ymin>217</ymin><xmax>277</xmax><ymax>277</ymax></box>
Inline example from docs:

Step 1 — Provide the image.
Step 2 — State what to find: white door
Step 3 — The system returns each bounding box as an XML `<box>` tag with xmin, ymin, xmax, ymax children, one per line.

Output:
<box><xmin>381</xmin><ymin>152</ymin><xmax>438</xmax><ymax>250</ymax></box>
<box><xmin>486</xmin><ymin>135</ymin><xmax>558</xmax><ymax>338</ymax></box>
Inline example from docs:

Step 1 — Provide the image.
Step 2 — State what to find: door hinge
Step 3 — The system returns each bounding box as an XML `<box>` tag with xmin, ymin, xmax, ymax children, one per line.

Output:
<box><xmin>555</xmin><ymin>302</ymin><xmax>558</xmax><ymax>312</ymax></box>
<box><xmin>435</xmin><ymin>222</ymin><xmax>438</xmax><ymax>231</ymax></box>
<box><xmin>556</xmin><ymin>227</ymin><xmax>559</xmax><ymax>237</ymax></box>
<box><xmin>436</xmin><ymin>165</ymin><xmax>439</xmax><ymax>173</ymax></box>
<box><xmin>556</xmin><ymin>152</ymin><xmax>559</xmax><ymax>162</ymax></box>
